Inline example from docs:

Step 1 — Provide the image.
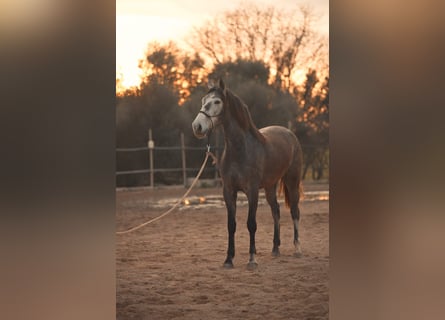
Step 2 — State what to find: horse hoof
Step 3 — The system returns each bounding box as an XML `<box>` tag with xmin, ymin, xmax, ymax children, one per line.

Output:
<box><xmin>246</xmin><ymin>261</ymin><xmax>258</xmax><ymax>270</ymax></box>
<box><xmin>223</xmin><ymin>261</ymin><xmax>234</xmax><ymax>269</ymax></box>
<box><xmin>294</xmin><ymin>242</ymin><xmax>302</xmax><ymax>257</ymax></box>
<box><xmin>272</xmin><ymin>249</ymin><xmax>280</xmax><ymax>257</ymax></box>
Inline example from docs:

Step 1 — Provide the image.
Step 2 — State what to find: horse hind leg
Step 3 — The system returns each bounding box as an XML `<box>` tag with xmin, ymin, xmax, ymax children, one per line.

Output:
<box><xmin>283</xmin><ymin>177</ymin><xmax>302</xmax><ymax>257</ymax></box>
<box><xmin>265</xmin><ymin>184</ymin><xmax>281</xmax><ymax>257</ymax></box>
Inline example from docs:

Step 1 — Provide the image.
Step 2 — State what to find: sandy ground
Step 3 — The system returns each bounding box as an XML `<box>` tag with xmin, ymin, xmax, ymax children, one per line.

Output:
<box><xmin>116</xmin><ymin>182</ymin><xmax>329</xmax><ymax>320</ymax></box>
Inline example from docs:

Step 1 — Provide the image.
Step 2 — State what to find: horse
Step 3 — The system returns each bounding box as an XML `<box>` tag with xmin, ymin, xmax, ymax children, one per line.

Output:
<box><xmin>192</xmin><ymin>79</ymin><xmax>303</xmax><ymax>270</ymax></box>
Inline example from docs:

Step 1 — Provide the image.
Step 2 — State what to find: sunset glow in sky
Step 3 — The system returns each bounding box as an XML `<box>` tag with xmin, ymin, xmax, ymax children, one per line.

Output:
<box><xmin>116</xmin><ymin>0</ymin><xmax>329</xmax><ymax>89</ymax></box>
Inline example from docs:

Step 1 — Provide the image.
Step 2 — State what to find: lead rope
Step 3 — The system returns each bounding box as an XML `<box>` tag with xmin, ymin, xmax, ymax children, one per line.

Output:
<box><xmin>116</xmin><ymin>146</ymin><xmax>213</xmax><ymax>235</ymax></box>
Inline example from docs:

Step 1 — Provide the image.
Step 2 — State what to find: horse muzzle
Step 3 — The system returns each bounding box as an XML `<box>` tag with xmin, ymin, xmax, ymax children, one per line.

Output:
<box><xmin>192</xmin><ymin>117</ymin><xmax>210</xmax><ymax>139</ymax></box>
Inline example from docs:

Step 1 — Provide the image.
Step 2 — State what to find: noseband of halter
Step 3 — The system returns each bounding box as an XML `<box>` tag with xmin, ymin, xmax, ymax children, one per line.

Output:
<box><xmin>198</xmin><ymin>109</ymin><xmax>222</xmax><ymax>147</ymax></box>
<box><xmin>199</xmin><ymin>108</ymin><xmax>223</xmax><ymax>132</ymax></box>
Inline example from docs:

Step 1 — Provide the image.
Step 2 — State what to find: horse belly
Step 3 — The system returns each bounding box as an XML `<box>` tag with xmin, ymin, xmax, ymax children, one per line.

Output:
<box><xmin>260</xmin><ymin>158</ymin><xmax>291</xmax><ymax>188</ymax></box>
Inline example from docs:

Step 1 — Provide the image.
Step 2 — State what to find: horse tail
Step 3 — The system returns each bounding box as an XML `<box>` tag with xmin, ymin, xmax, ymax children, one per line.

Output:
<box><xmin>299</xmin><ymin>181</ymin><xmax>304</xmax><ymax>200</ymax></box>
<box><xmin>279</xmin><ymin>179</ymin><xmax>304</xmax><ymax>209</ymax></box>
<box><xmin>279</xmin><ymin>178</ymin><xmax>291</xmax><ymax>209</ymax></box>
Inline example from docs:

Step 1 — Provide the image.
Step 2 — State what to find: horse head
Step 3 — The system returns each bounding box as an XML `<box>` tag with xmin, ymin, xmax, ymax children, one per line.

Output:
<box><xmin>192</xmin><ymin>79</ymin><xmax>226</xmax><ymax>139</ymax></box>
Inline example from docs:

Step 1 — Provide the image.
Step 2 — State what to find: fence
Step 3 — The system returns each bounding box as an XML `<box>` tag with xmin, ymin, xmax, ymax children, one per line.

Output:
<box><xmin>116</xmin><ymin>130</ymin><xmax>222</xmax><ymax>188</ymax></box>
<box><xmin>116</xmin><ymin>129</ymin><xmax>328</xmax><ymax>188</ymax></box>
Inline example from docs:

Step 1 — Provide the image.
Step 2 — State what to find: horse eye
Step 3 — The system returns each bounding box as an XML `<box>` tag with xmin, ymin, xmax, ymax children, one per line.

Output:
<box><xmin>214</xmin><ymin>100</ymin><xmax>221</xmax><ymax>104</ymax></box>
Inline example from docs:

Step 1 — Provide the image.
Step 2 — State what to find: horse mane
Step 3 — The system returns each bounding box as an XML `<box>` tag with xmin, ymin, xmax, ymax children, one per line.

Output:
<box><xmin>224</xmin><ymin>89</ymin><xmax>266</xmax><ymax>144</ymax></box>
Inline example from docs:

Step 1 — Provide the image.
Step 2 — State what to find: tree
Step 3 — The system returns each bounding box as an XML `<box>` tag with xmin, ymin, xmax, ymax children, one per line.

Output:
<box><xmin>209</xmin><ymin>59</ymin><xmax>270</xmax><ymax>86</ymax></box>
<box><xmin>293</xmin><ymin>70</ymin><xmax>329</xmax><ymax>180</ymax></box>
<box><xmin>139</xmin><ymin>41</ymin><xmax>205</xmax><ymax>104</ymax></box>
<box><xmin>188</xmin><ymin>3</ymin><xmax>327</xmax><ymax>91</ymax></box>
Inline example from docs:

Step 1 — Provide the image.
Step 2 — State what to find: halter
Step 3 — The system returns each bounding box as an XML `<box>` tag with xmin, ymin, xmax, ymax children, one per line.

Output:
<box><xmin>199</xmin><ymin>87</ymin><xmax>225</xmax><ymax>146</ymax></box>
<box><xmin>199</xmin><ymin>108</ymin><xmax>223</xmax><ymax>150</ymax></box>
<box><xmin>198</xmin><ymin>109</ymin><xmax>223</xmax><ymax>132</ymax></box>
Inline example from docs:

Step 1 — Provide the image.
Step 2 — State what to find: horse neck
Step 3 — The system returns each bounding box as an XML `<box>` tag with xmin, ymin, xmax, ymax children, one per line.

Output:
<box><xmin>220</xmin><ymin>90</ymin><xmax>265</xmax><ymax>156</ymax></box>
<box><xmin>221</xmin><ymin>115</ymin><xmax>256</xmax><ymax>161</ymax></box>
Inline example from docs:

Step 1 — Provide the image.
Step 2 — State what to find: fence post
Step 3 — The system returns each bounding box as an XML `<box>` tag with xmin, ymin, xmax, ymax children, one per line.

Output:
<box><xmin>148</xmin><ymin>129</ymin><xmax>154</xmax><ymax>188</ymax></box>
<box><xmin>180</xmin><ymin>132</ymin><xmax>187</xmax><ymax>188</ymax></box>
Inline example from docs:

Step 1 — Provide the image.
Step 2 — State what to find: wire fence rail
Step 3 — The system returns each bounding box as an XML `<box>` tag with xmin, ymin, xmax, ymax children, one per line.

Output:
<box><xmin>116</xmin><ymin>129</ymin><xmax>328</xmax><ymax>188</ymax></box>
<box><xmin>116</xmin><ymin>146</ymin><xmax>205</xmax><ymax>152</ymax></box>
<box><xmin>117</xmin><ymin>130</ymin><xmax>222</xmax><ymax>188</ymax></box>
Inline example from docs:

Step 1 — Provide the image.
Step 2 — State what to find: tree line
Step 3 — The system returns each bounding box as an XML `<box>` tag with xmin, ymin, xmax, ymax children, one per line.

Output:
<box><xmin>116</xmin><ymin>4</ymin><xmax>328</xmax><ymax>187</ymax></box>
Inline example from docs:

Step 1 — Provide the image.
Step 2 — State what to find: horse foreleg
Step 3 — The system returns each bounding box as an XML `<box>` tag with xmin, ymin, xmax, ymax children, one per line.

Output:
<box><xmin>223</xmin><ymin>188</ymin><xmax>237</xmax><ymax>268</ymax></box>
<box><xmin>246</xmin><ymin>188</ymin><xmax>259</xmax><ymax>270</ymax></box>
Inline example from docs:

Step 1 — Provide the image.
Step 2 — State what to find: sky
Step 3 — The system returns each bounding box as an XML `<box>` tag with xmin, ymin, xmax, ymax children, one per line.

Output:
<box><xmin>116</xmin><ymin>0</ymin><xmax>329</xmax><ymax>89</ymax></box>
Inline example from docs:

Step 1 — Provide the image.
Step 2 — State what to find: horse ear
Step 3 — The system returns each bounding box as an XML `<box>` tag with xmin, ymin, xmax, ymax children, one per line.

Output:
<box><xmin>218</xmin><ymin>78</ymin><xmax>225</xmax><ymax>91</ymax></box>
<box><xmin>207</xmin><ymin>79</ymin><xmax>215</xmax><ymax>89</ymax></box>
